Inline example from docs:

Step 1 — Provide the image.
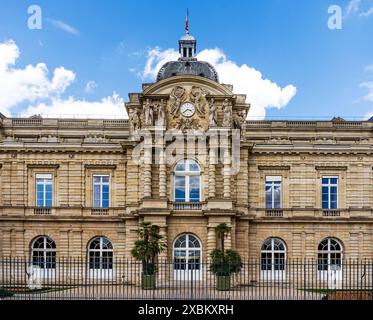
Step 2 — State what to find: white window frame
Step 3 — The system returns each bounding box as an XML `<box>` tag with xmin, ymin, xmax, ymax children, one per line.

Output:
<box><xmin>35</xmin><ymin>173</ymin><xmax>53</xmax><ymax>207</ymax></box>
<box><xmin>173</xmin><ymin>233</ymin><xmax>202</xmax><ymax>281</ymax></box>
<box><xmin>31</xmin><ymin>236</ymin><xmax>57</xmax><ymax>276</ymax></box>
<box><xmin>322</xmin><ymin>176</ymin><xmax>339</xmax><ymax>209</ymax></box>
<box><xmin>260</xmin><ymin>237</ymin><xmax>287</xmax><ymax>281</ymax></box>
<box><xmin>92</xmin><ymin>175</ymin><xmax>110</xmax><ymax>208</ymax></box>
<box><xmin>87</xmin><ymin>237</ymin><xmax>114</xmax><ymax>279</ymax></box>
<box><xmin>265</xmin><ymin>176</ymin><xmax>282</xmax><ymax>209</ymax></box>
<box><xmin>174</xmin><ymin>160</ymin><xmax>201</xmax><ymax>203</ymax></box>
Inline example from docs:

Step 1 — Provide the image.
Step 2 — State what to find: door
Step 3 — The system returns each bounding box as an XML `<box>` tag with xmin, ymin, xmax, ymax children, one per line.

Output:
<box><xmin>173</xmin><ymin>234</ymin><xmax>202</xmax><ymax>281</ymax></box>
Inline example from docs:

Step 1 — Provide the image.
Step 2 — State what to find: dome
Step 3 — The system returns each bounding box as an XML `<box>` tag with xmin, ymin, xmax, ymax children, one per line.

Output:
<box><xmin>156</xmin><ymin>32</ymin><xmax>219</xmax><ymax>83</ymax></box>
<box><xmin>156</xmin><ymin>60</ymin><xmax>219</xmax><ymax>82</ymax></box>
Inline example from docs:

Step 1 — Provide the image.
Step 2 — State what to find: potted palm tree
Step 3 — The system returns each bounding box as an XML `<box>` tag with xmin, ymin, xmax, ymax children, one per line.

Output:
<box><xmin>209</xmin><ymin>223</ymin><xmax>242</xmax><ymax>291</ymax></box>
<box><xmin>131</xmin><ymin>222</ymin><xmax>166</xmax><ymax>289</ymax></box>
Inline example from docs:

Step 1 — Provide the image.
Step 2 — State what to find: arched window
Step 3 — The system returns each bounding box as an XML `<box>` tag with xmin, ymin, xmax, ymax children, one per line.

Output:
<box><xmin>318</xmin><ymin>238</ymin><xmax>343</xmax><ymax>272</ymax></box>
<box><xmin>31</xmin><ymin>236</ymin><xmax>56</xmax><ymax>269</ymax></box>
<box><xmin>88</xmin><ymin>237</ymin><xmax>113</xmax><ymax>276</ymax></box>
<box><xmin>173</xmin><ymin>234</ymin><xmax>202</xmax><ymax>280</ymax></box>
<box><xmin>260</xmin><ymin>238</ymin><xmax>286</xmax><ymax>280</ymax></box>
<box><xmin>174</xmin><ymin>159</ymin><xmax>201</xmax><ymax>203</ymax></box>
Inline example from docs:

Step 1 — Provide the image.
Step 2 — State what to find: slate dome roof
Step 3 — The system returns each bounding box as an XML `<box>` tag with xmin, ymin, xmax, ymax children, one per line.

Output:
<box><xmin>156</xmin><ymin>60</ymin><xmax>219</xmax><ymax>82</ymax></box>
<box><xmin>156</xmin><ymin>32</ymin><xmax>219</xmax><ymax>83</ymax></box>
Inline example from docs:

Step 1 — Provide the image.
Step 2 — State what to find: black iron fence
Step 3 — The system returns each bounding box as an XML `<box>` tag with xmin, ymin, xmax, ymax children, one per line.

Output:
<box><xmin>0</xmin><ymin>258</ymin><xmax>372</xmax><ymax>300</ymax></box>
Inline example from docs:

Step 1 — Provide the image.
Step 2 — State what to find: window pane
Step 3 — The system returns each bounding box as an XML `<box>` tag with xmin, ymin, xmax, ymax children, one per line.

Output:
<box><xmin>322</xmin><ymin>178</ymin><xmax>328</xmax><ymax>184</ymax></box>
<box><xmin>265</xmin><ymin>185</ymin><xmax>273</xmax><ymax>208</ymax></box>
<box><xmin>330</xmin><ymin>186</ymin><xmax>337</xmax><ymax>194</ymax></box>
<box><xmin>93</xmin><ymin>176</ymin><xmax>101</xmax><ymax>183</ymax></box>
<box><xmin>189</xmin><ymin>162</ymin><xmax>200</xmax><ymax>172</ymax></box>
<box><xmin>322</xmin><ymin>201</ymin><xmax>329</xmax><ymax>209</ymax></box>
<box><xmin>330</xmin><ymin>193</ymin><xmax>337</xmax><ymax>202</ymax></box>
<box><xmin>102</xmin><ymin>199</ymin><xmax>109</xmax><ymax>208</ymax></box>
<box><xmin>175</xmin><ymin>162</ymin><xmax>186</xmax><ymax>171</ymax></box>
<box><xmin>175</xmin><ymin>176</ymin><xmax>186</xmax><ymax>202</ymax></box>
<box><xmin>330</xmin><ymin>178</ymin><xmax>338</xmax><ymax>184</ymax></box>
<box><xmin>273</xmin><ymin>186</ymin><xmax>281</xmax><ymax>208</ymax></box>
<box><xmin>102</xmin><ymin>185</ymin><xmax>109</xmax><ymax>193</ymax></box>
<box><xmin>189</xmin><ymin>176</ymin><xmax>200</xmax><ymax>201</ymax></box>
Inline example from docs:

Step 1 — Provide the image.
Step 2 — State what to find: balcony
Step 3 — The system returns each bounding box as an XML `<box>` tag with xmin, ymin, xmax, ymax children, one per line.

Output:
<box><xmin>172</xmin><ymin>202</ymin><xmax>205</xmax><ymax>211</ymax></box>
<box><xmin>322</xmin><ymin>209</ymin><xmax>341</xmax><ymax>217</ymax></box>
<box><xmin>265</xmin><ymin>209</ymin><xmax>283</xmax><ymax>217</ymax></box>
<box><xmin>91</xmin><ymin>208</ymin><xmax>109</xmax><ymax>216</ymax></box>
<box><xmin>33</xmin><ymin>208</ymin><xmax>52</xmax><ymax>215</ymax></box>
<box><xmin>255</xmin><ymin>208</ymin><xmax>356</xmax><ymax>219</ymax></box>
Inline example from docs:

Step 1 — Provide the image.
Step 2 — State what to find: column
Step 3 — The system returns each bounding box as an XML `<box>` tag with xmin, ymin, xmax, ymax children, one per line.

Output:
<box><xmin>207</xmin><ymin>226</ymin><xmax>216</xmax><ymax>256</ymax></box>
<box><xmin>223</xmin><ymin>147</ymin><xmax>231</xmax><ymax>198</ymax></box>
<box><xmin>143</xmin><ymin>139</ymin><xmax>152</xmax><ymax>198</ymax></box>
<box><xmin>159</xmin><ymin>149</ymin><xmax>167</xmax><ymax>198</ymax></box>
<box><xmin>208</xmin><ymin>146</ymin><xmax>216</xmax><ymax>199</ymax></box>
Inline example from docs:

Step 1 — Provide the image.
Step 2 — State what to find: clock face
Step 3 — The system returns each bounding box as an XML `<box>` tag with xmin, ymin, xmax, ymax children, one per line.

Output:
<box><xmin>180</xmin><ymin>102</ymin><xmax>195</xmax><ymax>117</ymax></box>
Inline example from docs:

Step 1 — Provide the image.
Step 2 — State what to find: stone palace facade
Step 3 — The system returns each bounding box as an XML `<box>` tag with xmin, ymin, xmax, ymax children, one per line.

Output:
<box><xmin>1</xmin><ymin>32</ymin><xmax>373</xmax><ymax>279</ymax></box>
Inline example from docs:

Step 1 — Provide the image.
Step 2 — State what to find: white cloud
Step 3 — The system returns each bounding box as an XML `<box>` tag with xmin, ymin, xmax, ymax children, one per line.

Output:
<box><xmin>85</xmin><ymin>80</ymin><xmax>97</xmax><ymax>94</ymax></box>
<box><xmin>24</xmin><ymin>93</ymin><xmax>126</xmax><ymax>119</ymax></box>
<box><xmin>0</xmin><ymin>40</ymin><xmax>75</xmax><ymax>116</ymax></box>
<box><xmin>141</xmin><ymin>47</ymin><xmax>297</xmax><ymax>119</ymax></box>
<box><xmin>0</xmin><ymin>40</ymin><xmax>126</xmax><ymax>119</ymax></box>
<box><xmin>142</xmin><ymin>47</ymin><xmax>179</xmax><ymax>80</ymax></box>
<box><xmin>360</xmin><ymin>81</ymin><xmax>373</xmax><ymax>102</ymax></box>
<box><xmin>48</xmin><ymin>19</ymin><xmax>79</xmax><ymax>36</ymax></box>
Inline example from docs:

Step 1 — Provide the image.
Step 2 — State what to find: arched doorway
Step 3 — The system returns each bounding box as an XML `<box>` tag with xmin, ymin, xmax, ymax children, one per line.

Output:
<box><xmin>173</xmin><ymin>234</ymin><xmax>202</xmax><ymax>280</ymax></box>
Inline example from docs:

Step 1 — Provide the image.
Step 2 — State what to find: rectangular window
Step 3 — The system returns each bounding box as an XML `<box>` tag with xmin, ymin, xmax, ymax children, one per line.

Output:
<box><xmin>265</xmin><ymin>176</ymin><xmax>282</xmax><ymax>209</ymax></box>
<box><xmin>322</xmin><ymin>177</ymin><xmax>338</xmax><ymax>209</ymax></box>
<box><xmin>93</xmin><ymin>175</ymin><xmax>110</xmax><ymax>208</ymax></box>
<box><xmin>36</xmin><ymin>174</ymin><xmax>53</xmax><ymax>207</ymax></box>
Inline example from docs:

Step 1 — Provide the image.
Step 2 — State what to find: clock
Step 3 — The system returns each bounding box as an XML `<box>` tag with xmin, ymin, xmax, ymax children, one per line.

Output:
<box><xmin>180</xmin><ymin>102</ymin><xmax>195</xmax><ymax>117</ymax></box>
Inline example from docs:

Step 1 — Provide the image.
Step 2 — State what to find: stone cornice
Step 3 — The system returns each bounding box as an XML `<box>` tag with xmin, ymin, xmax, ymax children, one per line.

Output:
<box><xmin>27</xmin><ymin>164</ymin><xmax>60</xmax><ymax>169</ymax></box>
<box><xmin>84</xmin><ymin>164</ymin><xmax>117</xmax><ymax>170</ymax></box>
<box><xmin>258</xmin><ymin>165</ymin><xmax>290</xmax><ymax>171</ymax></box>
<box><xmin>315</xmin><ymin>166</ymin><xmax>348</xmax><ymax>171</ymax></box>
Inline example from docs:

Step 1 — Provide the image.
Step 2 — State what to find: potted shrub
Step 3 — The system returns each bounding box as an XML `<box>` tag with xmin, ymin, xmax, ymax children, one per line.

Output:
<box><xmin>209</xmin><ymin>223</ymin><xmax>242</xmax><ymax>291</ymax></box>
<box><xmin>131</xmin><ymin>222</ymin><xmax>166</xmax><ymax>289</ymax></box>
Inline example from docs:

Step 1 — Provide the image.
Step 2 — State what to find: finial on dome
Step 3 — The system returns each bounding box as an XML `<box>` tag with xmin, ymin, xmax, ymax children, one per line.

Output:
<box><xmin>179</xmin><ymin>9</ymin><xmax>196</xmax><ymax>59</ymax></box>
<box><xmin>185</xmin><ymin>9</ymin><xmax>189</xmax><ymax>34</ymax></box>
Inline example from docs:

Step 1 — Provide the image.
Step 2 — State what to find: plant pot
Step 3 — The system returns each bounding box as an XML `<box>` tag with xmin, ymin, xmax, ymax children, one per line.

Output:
<box><xmin>216</xmin><ymin>275</ymin><xmax>231</xmax><ymax>291</ymax></box>
<box><xmin>141</xmin><ymin>273</ymin><xmax>156</xmax><ymax>290</ymax></box>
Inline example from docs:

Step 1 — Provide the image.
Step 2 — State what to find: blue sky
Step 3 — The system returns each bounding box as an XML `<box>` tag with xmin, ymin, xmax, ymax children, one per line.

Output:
<box><xmin>0</xmin><ymin>0</ymin><xmax>373</xmax><ymax>119</ymax></box>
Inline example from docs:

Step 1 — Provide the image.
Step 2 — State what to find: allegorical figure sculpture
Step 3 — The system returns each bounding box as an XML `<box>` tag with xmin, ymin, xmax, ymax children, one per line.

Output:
<box><xmin>156</xmin><ymin>99</ymin><xmax>167</xmax><ymax>127</ymax></box>
<box><xmin>190</xmin><ymin>86</ymin><xmax>208</xmax><ymax>116</ymax></box>
<box><xmin>222</xmin><ymin>98</ymin><xmax>232</xmax><ymax>126</ymax></box>
<box><xmin>233</xmin><ymin>110</ymin><xmax>247</xmax><ymax>137</ymax></box>
<box><xmin>143</xmin><ymin>98</ymin><xmax>154</xmax><ymax>126</ymax></box>
<box><xmin>130</xmin><ymin>110</ymin><xmax>140</xmax><ymax>132</ymax></box>
<box><xmin>209</xmin><ymin>98</ymin><xmax>217</xmax><ymax>127</ymax></box>
<box><xmin>169</xmin><ymin>86</ymin><xmax>186</xmax><ymax>116</ymax></box>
